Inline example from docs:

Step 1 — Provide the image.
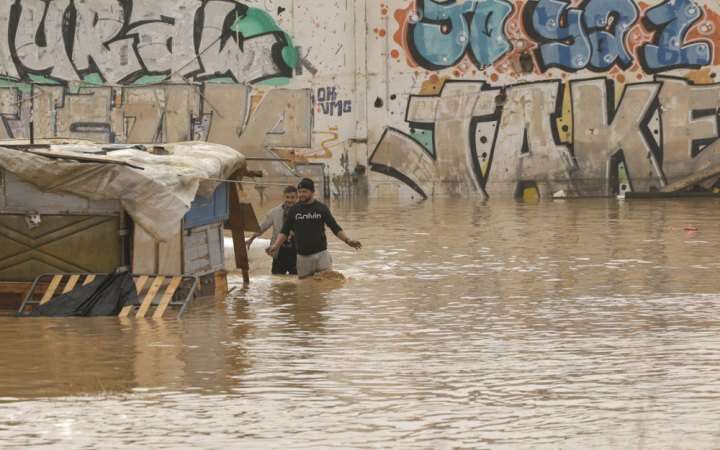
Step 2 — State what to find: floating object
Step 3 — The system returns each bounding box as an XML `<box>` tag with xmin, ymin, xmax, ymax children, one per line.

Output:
<box><xmin>684</xmin><ymin>225</ymin><xmax>699</xmax><ymax>232</ymax></box>
<box><xmin>660</xmin><ymin>164</ymin><xmax>720</xmax><ymax>193</ymax></box>
<box><xmin>311</xmin><ymin>270</ymin><xmax>346</xmax><ymax>281</ymax></box>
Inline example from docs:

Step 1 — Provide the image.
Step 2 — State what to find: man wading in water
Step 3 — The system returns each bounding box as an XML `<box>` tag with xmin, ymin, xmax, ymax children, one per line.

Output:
<box><xmin>247</xmin><ymin>185</ymin><xmax>298</xmax><ymax>275</ymax></box>
<box><xmin>267</xmin><ymin>178</ymin><xmax>362</xmax><ymax>279</ymax></box>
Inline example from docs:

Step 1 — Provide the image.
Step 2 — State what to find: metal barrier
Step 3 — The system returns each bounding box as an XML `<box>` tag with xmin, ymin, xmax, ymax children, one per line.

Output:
<box><xmin>17</xmin><ymin>273</ymin><xmax>199</xmax><ymax>319</ymax></box>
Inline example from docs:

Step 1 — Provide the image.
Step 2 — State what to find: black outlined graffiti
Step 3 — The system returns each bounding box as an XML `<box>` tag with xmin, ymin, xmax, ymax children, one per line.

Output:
<box><xmin>371</xmin><ymin>76</ymin><xmax>720</xmax><ymax>197</ymax></box>
<box><xmin>0</xmin><ymin>0</ymin><xmax>297</xmax><ymax>85</ymax></box>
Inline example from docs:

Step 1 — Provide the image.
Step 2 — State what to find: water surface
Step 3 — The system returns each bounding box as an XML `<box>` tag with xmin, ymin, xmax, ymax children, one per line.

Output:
<box><xmin>2</xmin><ymin>198</ymin><xmax>720</xmax><ymax>449</ymax></box>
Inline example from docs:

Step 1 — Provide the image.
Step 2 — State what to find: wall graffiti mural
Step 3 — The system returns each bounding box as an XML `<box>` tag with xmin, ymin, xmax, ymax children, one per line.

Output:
<box><xmin>408</xmin><ymin>0</ymin><xmax>514</xmax><ymax>70</ymax></box>
<box><xmin>395</xmin><ymin>0</ymin><xmax>718</xmax><ymax>75</ymax></box>
<box><xmin>374</xmin><ymin>0</ymin><xmax>720</xmax><ymax>198</ymax></box>
<box><xmin>525</xmin><ymin>0</ymin><xmax>639</xmax><ymax>71</ymax></box>
<box><xmin>370</xmin><ymin>76</ymin><xmax>720</xmax><ymax>198</ymax></box>
<box><xmin>0</xmin><ymin>0</ymin><xmax>298</xmax><ymax>85</ymax></box>
<box><xmin>0</xmin><ymin>85</ymin><xmax>313</xmax><ymax>162</ymax></box>
<box><xmin>0</xmin><ymin>0</ymin><xmax>313</xmax><ymax>181</ymax></box>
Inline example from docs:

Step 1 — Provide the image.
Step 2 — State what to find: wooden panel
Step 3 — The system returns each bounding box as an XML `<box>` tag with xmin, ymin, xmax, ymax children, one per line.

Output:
<box><xmin>132</xmin><ymin>225</ymin><xmax>157</xmax><ymax>274</ymax></box>
<box><xmin>158</xmin><ymin>230</ymin><xmax>182</xmax><ymax>275</ymax></box>
<box><xmin>83</xmin><ymin>274</ymin><xmax>96</xmax><ymax>285</ymax></box>
<box><xmin>39</xmin><ymin>275</ymin><xmax>63</xmax><ymax>305</ymax></box>
<box><xmin>183</xmin><ymin>223</ymin><xmax>224</xmax><ymax>275</ymax></box>
<box><xmin>214</xmin><ymin>272</ymin><xmax>228</xmax><ymax>299</ymax></box>
<box><xmin>152</xmin><ymin>277</ymin><xmax>182</xmax><ymax>319</ymax></box>
<box><xmin>136</xmin><ymin>276</ymin><xmax>164</xmax><ymax>318</ymax></box>
<box><xmin>228</xmin><ymin>183</ymin><xmax>250</xmax><ymax>285</ymax></box>
<box><xmin>62</xmin><ymin>275</ymin><xmax>80</xmax><ymax>294</ymax></box>
<box><xmin>238</xmin><ymin>202</ymin><xmax>261</xmax><ymax>234</ymax></box>
<box><xmin>0</xmin><ymin>215</ymin><xmax>122</xmax><ymax>282</ymax></box>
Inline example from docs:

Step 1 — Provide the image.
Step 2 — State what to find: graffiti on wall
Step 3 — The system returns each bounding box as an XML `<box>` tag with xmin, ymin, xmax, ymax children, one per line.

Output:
<box><xmin>370</xmin><ymin>76</ymin><xmax>720</xmax><ymax>198</ymax></box>
<box><xmin>0</xmin><ymin>0</ymin><xmax>298</xmax><ymax>85</ymax></box>
<box><xmin>315</xmin><ymin>87</ymin><xmax>352</xmax><ymax>116</ymax></box>
<box><xmin>0</xmin><ymin>84</ymin><xmax>313</xmax><ymax>165</ymax></box>
<box><xmin>374</xmin><ymin>0</ymin><xmax>720</xmax><ymax>197</ymax></box>
<box><xmin>406</xmin><ymin>0</ymin><xmax>514</xmax><ymax>70</ymax></box>
<box><xmin>394</xmin><ymin>0</ymin><xmax>719</xmax><ymax>75</ymax></box>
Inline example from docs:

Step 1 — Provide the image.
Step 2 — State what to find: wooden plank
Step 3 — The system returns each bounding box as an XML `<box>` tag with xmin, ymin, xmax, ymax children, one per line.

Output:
<box><xmin>62</xmin><ymin>275</ymin><xmax>80</xmax><ymax>294</ymax></box>
<box><xmin>158</xmin><ymin>229</ymin><xmax>182</xmax><ymax>275</ymax></box>
<box><xmin>152</xmin><ymin>277</ymin><xmax>182</xmax><ymax>319</ymax></box>
<box><xmin>661</xmin><ymin>164</ymin><xmax>720</xmax><ymax>193</ymax></box>
<box><xmin>118</xmin><ymin>276</ymin><xmax>150</xmax><ymax>318</ymax></box>
<box><xmin>239</xmin><ymin>203</ymin><xmax>261</xmax><ymax>233</ymax></box>
<box><xmin>118</xmin><ymin>304</ymin><xmax>133</xmax><ymax>318</ymax></box>
<box><xmin>83</xmin><ymin>274</ymin><xmax>96</xmax><ymax>286</ymax></box>
<box><xmin>133</xmin><ymin>224</ymin><xmax>157</xmax><ymax>274</ymax></box>
<box><xmin>134</xmin><ymin>275</ymin><xmax>149</xmax><ymax>294</ymax></box>
<box><xmin>228</xmin><ymin>181</ymin><xmax>250</xmax><ymax>285</ymax></box>
<box><xmin>136</xmin><ymin>276</ymin><xmax>164</xmax><ymax>318</ymax></box>
<box><xmin>39</xmin><ymin>275</ymin><xmax>63</xmax><ymax>305</ymax></box>
<box><xmin>214</xmin><ymin>271</ymin><xmax>228</xmax><ymax>300</ymax></box>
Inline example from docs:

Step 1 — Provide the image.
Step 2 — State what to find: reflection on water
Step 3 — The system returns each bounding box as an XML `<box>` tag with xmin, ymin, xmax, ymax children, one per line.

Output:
<box><xmin>2</xmin><ymin>198</ymin><xmax>720</xmax><ymax>448</ymax></box>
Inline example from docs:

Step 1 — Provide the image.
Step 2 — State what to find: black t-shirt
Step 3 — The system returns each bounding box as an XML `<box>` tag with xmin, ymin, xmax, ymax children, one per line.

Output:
<box><xmin>281</xmin><ymin>201</ymin><xmax>342</xmax><ymax>256</ymax></box>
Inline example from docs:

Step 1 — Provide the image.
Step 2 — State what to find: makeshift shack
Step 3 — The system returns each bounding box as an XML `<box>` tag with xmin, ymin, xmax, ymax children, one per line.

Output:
<box><xmin>0</xmin><ymin>141</ymin><xmax>258</xmax><ymax>310</ymax></box>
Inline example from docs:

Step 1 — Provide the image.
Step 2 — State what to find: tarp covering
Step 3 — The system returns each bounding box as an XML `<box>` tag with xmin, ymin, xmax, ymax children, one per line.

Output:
<box><xmin>0</xmin><ymin>142</ymin><xmax>245</xmax><ymax>240</ymax></box>
<box><xmin>28</xmin><ymin>272</ymin><xmax>137</xmax><ymax>317</ymax></box>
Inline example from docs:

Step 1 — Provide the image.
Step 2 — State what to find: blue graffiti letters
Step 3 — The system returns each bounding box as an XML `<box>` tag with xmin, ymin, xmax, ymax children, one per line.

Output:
<box><xmin>409</xmin><ymin>0</ymin><xmax>513</xmax><ymax>70</ymax></box>
<box><xmin>469</xmin><ymin>0</ymin><xmax>514</xmax><ymax>67</ymax></box>
<box><xmin>584</xmin><ymin>0</ymin><xmax>638</xmax><ymax>70</ymax></box>
<box><xmin>527</xmin><ymin>0</ymin><xmax>712</xmax><ymax>73</ymax></box>
<box><xmin>528</xmin><ymin>0</ymin><xmax>592</xmax><ymax>71</ymax></box>
<box><xmin>640</xmin><ymin>0</ymin><xmax>712</xmax><ymax>72</ymax></box>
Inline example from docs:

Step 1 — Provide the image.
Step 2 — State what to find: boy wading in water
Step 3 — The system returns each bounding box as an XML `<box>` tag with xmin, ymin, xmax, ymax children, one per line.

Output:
<box><xmin>267</xmin><ymin>178</ymin><xmax>362</xmax><ymax>279</ymax></box>
<box><xmin>247</xmin><ymin>186</ymin><xmax>298</xmax><ymax>275</ymax></box>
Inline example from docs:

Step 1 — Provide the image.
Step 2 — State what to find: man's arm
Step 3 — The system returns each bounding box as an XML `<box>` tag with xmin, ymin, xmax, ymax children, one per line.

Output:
<box><xmin>246</xmin><ymin>212</ymin><xmax>273</xmax><ymax>248</ymax></box>
<box><xmin>266</xmin><ymin>233</ymin><xmax>288</xmax><ymax>255</ymax></box>
<box><xmin>324</xmin><ymin>206</ymin><xmax>362</xmax><ymax>249</ymax></box>
<box><xmin>337</xmin><ymin>230</ymin><xmax>362</xmax><ymax>249</ymax></box>
<box><xmin>267</xmin><ymin>209</ymin><xmax>295</xmax><ymax>254</ymax></box>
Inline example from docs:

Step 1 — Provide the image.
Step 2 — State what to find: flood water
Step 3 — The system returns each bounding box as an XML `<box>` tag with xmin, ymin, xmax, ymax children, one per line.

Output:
<box><xmin>2</xmin><ymin>198</ymin><xmax>720</xmax><ymax>449</ymax></box>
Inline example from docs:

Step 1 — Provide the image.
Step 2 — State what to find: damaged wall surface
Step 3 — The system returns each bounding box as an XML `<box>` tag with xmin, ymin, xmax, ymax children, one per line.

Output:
<box><xmin>4</xmin><ymin>0</ymin><xmax>720</xmax><ymax>199</ymax></box>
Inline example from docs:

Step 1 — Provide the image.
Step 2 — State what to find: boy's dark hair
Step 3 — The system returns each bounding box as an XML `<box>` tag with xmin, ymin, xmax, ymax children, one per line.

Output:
<box><xmin>284</xmin><ymin>185</ymin><xmax>298</xmax><ymax>194</ymax></box>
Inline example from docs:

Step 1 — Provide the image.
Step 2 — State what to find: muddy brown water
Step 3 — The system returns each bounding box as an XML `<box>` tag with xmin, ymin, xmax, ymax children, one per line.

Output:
<box><xmin>2</xmin><ymin>198</ymin><xmax>720</xmax><ymax>449</ymax></box>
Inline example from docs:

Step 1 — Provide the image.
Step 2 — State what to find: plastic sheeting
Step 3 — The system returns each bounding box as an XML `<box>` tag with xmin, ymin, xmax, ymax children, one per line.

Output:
<box><xmin>28</xmin><ymin>272</ymin><xmax>137</xmax><ymax>317</ymax></box>
<box><xmin>0</xmin><ymin>142</ymin><xmax>245</xmax><ymax>241</ymax></box>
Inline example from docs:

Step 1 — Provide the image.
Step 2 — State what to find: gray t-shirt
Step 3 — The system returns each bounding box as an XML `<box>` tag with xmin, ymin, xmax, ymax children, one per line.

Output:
<box><xmin>260</xmin><ymin>204</ymin><xmax>288</xmax><ymax>246</ymax></box>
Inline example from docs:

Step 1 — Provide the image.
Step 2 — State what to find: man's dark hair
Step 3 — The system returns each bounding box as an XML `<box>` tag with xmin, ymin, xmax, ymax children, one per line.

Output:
<box><xmin>298</xmin><ymin>178</ymin><xmax>315</xmax><ymax>192</ymax></box>
<box><xmin>284</xmin><ymin>185</ymin><xmax>298</xmax><ymax>194</ymax></box>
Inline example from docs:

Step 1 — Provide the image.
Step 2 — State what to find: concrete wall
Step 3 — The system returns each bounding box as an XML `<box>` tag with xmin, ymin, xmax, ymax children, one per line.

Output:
<box><xmin>2</xmin><ymin>0</ymin><xmax>720</xmax><ymax>200</ymax></box>
<box><xmin>368</xmin><ymin>0</ymin><xmax>720</xmax><ymax>199</ymax></box>
<box><xmin>0</xmin><ymin>0</ymin><xmax>365</xmax><ymax>201</ymax></box>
